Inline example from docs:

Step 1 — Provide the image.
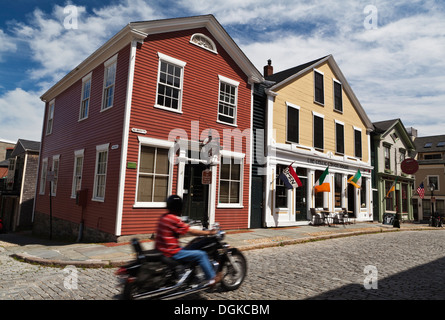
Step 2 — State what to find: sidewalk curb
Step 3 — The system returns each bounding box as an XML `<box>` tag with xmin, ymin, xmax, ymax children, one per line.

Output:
<box><xmin>8</xmin><ymin>225</ymin><xmax>439</xmax><ymax>268</ymax></box>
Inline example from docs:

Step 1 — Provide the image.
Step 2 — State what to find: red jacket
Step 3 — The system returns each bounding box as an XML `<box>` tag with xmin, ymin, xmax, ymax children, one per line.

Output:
<box><xmin>155</xmin><ymin>213</ymin><xmax>190</xmax><ymax>257</ymax></box>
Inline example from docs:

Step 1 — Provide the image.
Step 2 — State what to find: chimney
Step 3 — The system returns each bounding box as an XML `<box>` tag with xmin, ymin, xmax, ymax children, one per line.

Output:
<box><xmin>264</xmin><ymin>59</ymin><xmax>273</xmax><ymax>77</ymax></box>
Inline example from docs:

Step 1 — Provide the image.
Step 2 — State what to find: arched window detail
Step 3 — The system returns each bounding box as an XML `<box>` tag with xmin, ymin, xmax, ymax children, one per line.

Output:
<box><xmin>190</xmin><ymin>33</ymin><xmax>217</xmax><ymax>53</ymax></box>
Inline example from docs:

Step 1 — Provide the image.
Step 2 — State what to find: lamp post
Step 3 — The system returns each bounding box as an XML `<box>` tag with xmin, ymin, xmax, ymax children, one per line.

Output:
<box><xmin>429</xmin><ymin>183</ymin><xmax>435</xmax><ymax>226</ymax></box>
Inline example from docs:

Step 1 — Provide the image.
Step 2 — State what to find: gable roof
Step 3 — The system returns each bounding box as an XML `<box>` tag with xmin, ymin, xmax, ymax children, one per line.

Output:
<box><xmin>265</xmin><ymin>55</ymin><xmax>373</xmax><ymax>131</ymax></box>
<box><xmin>10</xmin><ymin>139</ymin><xmax>40</xmax><ymax>158</ymax></box>
<box><xmin>372</xmin><ymin>118</ymin><xmax>415</xmax><ymax>150</ymax></box>
<box><xmin>41</xmin><ymin>15</ymin><xmax>263</xmax><ymax>102</ymax></box>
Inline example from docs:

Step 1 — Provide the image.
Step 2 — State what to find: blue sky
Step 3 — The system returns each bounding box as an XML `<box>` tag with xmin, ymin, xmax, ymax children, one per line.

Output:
<box><xmin>0</xmin><ymin>0</ymin><xmax>444</xmax><ymax>143</ymax></box>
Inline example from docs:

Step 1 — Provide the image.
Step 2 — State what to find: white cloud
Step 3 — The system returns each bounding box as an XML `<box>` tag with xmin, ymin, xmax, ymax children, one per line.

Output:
<box><xmin>0</xmin><ymin>88</ymin><xmax>43</xmax><ymax>142</ymax></box>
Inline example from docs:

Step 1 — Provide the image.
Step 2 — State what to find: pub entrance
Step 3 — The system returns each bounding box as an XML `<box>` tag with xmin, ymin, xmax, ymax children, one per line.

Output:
<box><xmin>294</xmin><ymin>167</ymin><xmax>307</xmax><ymax>221</ymax></box>
<box><xmin>182</xmin><ymin>163</ymin><xmax>209</xmax><ymax>227</ymax></box>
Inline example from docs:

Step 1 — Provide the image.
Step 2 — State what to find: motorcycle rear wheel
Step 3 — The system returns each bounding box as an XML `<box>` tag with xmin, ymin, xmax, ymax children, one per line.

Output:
<box><xmin>220</xmin><ymin>251</ymin><xmax>247</xmax><ymax>291</ymax></box>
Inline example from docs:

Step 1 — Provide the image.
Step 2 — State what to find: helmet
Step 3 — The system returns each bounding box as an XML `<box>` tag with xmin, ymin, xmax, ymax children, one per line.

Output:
<box><xmin>166</xmin><ymin>195</ymin><xmax>183</xmax><ymax>214</ymax></box>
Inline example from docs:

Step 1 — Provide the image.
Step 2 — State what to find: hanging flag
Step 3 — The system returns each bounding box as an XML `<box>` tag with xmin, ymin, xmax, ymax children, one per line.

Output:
<box><xmin>385</xmin><ymin>178</ymin><xmax>398</xmax><ymax>198</ymax></box>
<box><xmin>348</xmin><ymin>170</ymin><xmax>362</xmax><ymax>188</ymax></box>
<box><xmin>279</xmin><ymin>165</ymin><xmax>303</xmax><ymax>189</ymax></box>
<box><xmin>416</xmin><ymin>182</ymin><xmax>425</xmax><ymax>199</ymax></box>
<box><xmin>314</xmin><ymin>167</ymin><xmax>330</xmax><ymax>193</ymax></box>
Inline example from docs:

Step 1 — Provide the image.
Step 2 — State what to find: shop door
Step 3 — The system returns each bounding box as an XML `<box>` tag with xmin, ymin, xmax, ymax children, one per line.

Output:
<box><xmin>347</xmin><ymin>175</ymin><xmax>356</xmax><ymax>217</ymax></box>
<box><xmin>295</xmin><ymin>177</ymin><xmax>307</xmax><ymax>221</ymax></box>
<box><xmin>182</xmin><ymin>163</ymin><xmax>209</xmax><ymax>226</ymax></box>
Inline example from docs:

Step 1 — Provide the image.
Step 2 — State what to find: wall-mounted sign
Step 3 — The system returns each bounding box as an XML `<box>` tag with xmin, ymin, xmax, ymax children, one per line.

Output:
<box><xmin>202</xmin><ymin>169</ymin><xmax>212</xmax><ymax>185</ymax></box>
<box><xmin>401</xmin><ymin>158</ymin><xmax>419</xmax><ymax>174</ymax></box>
<box><xmin>127</xmin><ymin>162</ymin><xmax>137</xmax><ymax>169</ymax></box>
<box><xmin>131</xmin><ymin>128</ymin><xmax>147</xmax><ymax>134</ymax></box>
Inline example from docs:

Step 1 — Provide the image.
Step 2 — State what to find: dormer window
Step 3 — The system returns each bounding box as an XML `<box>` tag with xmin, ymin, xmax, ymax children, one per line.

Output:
<box><xmin>190</xmin><ymin>33</ymin><xmax>217</xmax><ymax>53</ymax></box>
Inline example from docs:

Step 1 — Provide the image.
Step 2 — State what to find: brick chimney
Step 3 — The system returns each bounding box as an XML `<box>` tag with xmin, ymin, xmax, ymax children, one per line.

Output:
<box><xmin>264</xmin><ymin>59</ymin><xmax>273</xmax><ymax>77</ymax></box>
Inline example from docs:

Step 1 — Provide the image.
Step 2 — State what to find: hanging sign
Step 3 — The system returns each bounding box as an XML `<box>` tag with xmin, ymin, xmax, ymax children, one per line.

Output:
<box><xmin>401</xmin><ymin>158</ymin><xmax>419</xmax><ymax>174</ymax></box>
<box><xmin>202</xmin><ymin>169</ymin><xmax>212</xmax><ymax>185</ymax></box>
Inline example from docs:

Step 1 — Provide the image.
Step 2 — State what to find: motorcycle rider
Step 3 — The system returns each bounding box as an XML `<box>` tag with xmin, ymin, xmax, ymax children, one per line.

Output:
<box><xmin>155</xmin><ymin>195</ymin><xmax>223</xmax><ymax>286</ymax></box>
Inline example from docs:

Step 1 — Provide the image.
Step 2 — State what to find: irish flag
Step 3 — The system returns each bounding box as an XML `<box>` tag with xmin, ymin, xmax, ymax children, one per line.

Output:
<box><xmin>348</xmin><ymin>170</ymin><xmax>362</xmax><ymax>188</ymax></box>
<box><xmin>386</xmin><ymin>178</ymin><xmax>398</xmax><ymax>198</ymax></box>
<box><xmin>314</xmin><ymin>167</ymin><xmax>330</xmax><ymax>193</ymax></box>
<box><xmin>279</xmin><ymin>165</ymin><xmax>303</xmax><ymax>189</ymax></box>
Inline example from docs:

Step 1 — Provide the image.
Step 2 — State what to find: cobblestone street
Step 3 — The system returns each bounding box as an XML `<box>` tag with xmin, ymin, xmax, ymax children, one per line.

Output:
<box><xmin>1</xmin><ymin>230</ymin><xmax>445</xmax><ymax>300</ymax></box>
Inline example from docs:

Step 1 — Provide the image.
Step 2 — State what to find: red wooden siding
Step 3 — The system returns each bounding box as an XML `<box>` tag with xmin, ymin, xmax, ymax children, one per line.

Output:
<box><xmin>35</xmin><ymin>45</ymin><xmax>131</xmax><ymax>236</ymax></box>
<box><xmin>121</xmin><ymin>28</ymin><xmax>252</xmax><ymax>235</ymax></box>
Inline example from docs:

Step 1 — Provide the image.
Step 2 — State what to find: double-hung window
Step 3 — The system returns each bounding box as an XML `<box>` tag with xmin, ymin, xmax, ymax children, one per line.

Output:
<box><xmin>93</xmin><ymin>144</ymin><xmax>109</xmax><ymax>201</ymax></box>
<box><xmin>80</xmin><ymin>73</ymin><xmax>91</xmax><ymax>120</ymax></box>
<box><xmin>219</xmin><ymin>155</ymin><xmax>243</xmax><ymax>206</ymax></box>
<box><xmin>313</xmin><ymin>112</ymin><xmax>324</xmax><ymax>151</ymax></box>
<box><xmin>46</xmin><ymin>100</ymin><xmax>55</xmax><ymax>135</ymax></box>
<box><xmin>51</xmin><ymin>155</ymin><xmax>60</xmax><ymax>196</ymax></box>
<box><xmin>71</xmin><ymin>149</ymin><xmax>84</xmax><ymax>198</ymax></box>
<box><xmin>354</xmin><ymin>128</ymin><xmax>362</xmax><ymax>159</ymax></box>
<box><xmin>314</xmin><ymin>69</ymin><xmax>324</xmax><ymax>105</ymax></box>
<box><xmin>156</xmin><ymin>53</ymin><xmax>185</xmax><ymax>112</ymax></box>
<box><xmin>218</xmin><ymin>75</ymin><xmax>239</xmax><ymax>125</ymax></box>
<box><xmin>102</xmin><ymin>55</ymin><xmax>117</xmax><ymax>111</ymax></box>
<box><xmin>335</xmin><ymin>121</ymin><xmax>345</xmax><ymax>155</ymax></box>
<box><xmin>333</xmin><ymin>79</ymin><xmax>343</xmax><ymax>112</ymax></box>
<box><xmin>39</xmin><ymin>158</ymin><xmax>48</xmax><ymax>195</ymax></box>
<box><xmin>137</xmin><ymin>145</ymin><xmax>170</xmax><ymax>203</ymax></box>
<box><xmin>286</xmin><ymin>102</ymin><xmax>299</xmax><ymax>144</ymax></box>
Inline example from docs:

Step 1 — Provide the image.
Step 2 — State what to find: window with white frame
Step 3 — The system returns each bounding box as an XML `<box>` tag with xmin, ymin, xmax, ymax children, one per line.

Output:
<box><xmin>313</xmin><ymin>112</ymin><xmax>324</xmax><ymax>151</ymax></box>
<box><xmin>314</xmin><ymin>69</ymin><xmax>324</xmax><ymax>105</ymax></box>
<box><xmin>333</xmin><ymin>79</ymin><xmax>342</xmax><ymax>112</ymax></box>
<box><xmin>354</xmin><ymin>128</ymin><xmax>362</xmax><ymax>159</ymax></box>
<box><xmin>40</xmin><ymin>158</ymin><xmax>48</xmax><ymax>195</ymax></box>
<box><xmin>335</xmin><ymin>121</ymin><xmax>344</xmax><ymax>154</ymax></box>
<box><xmin>190</xmin><ymin>33</ymin><xmax>217</xmax><ymax>53</ymax></box>
<box><xmin>218</xmin><ymin>75</ymin><xmax>239</xmax><ymax>125</ymax></box>
<box><xmin>137</xmin><ymin>145</ymin><xmax>170</xmax><ymax>203</ymax></box>
<box><xmin>219</xmin><ymin>156</ymin><xmax>242</xmax><ymax>206</ymax></box>
<box><xmin>102</xmin><ymin>55</ymin><xmax>117</xmax><ymax>111</ymax></box>
<box><xmin>80</xmin><ymin>73</ymin><xmax>91</xmax><ymax>120</ymax></box>
<box><xmin>156</xmin><ymin>53</ymin><xmax>185</xmax><ymax>112</ymax></box>
<box><xmin>93</xmin><ymin>144</ymin><xmax>109</xmax><ymax>201</ymax></box>
<box><xmin>71</xmin><ymin>149</ymin><xmax>84</xmax><ymax>198</ymax></box>
<box><xmin>286</xmin><ymin>102</ymin><xmax>299</xmax><ymax>144</ymax></box>
<box><xmin>51</xmin><ymin>155</ymin><xmax>60</xmax><ymax>196</ymax></box>
<box><xmin>46</xmin><ymin>100</ymin><xmax>55</xmax><ymax>135</ymax></box>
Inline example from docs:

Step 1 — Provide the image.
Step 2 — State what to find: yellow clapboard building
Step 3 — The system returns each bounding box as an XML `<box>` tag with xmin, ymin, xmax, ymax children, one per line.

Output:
<box><xmin>261</xmin><ymin>55</ymin><xmax>374</xmax><ymax>227</ymax></box>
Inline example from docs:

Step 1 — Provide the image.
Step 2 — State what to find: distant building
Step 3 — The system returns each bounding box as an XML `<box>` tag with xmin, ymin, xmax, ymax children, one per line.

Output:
<box><xmin>412</xmin><ymin>134</ymin><xmax>445</xmax><ymax>221</ymax></box>
<box><xmin>0</xmin><ymin>139</ymin><xmax>40</xmax><ymax>232</ymax></box>
<box><xmin>371</xmin><ymin>119</ymin><xmax>416</xmax><ymax>222</ymax></box>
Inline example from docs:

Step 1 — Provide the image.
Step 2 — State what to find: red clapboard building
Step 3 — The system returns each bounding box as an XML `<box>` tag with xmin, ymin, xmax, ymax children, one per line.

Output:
<box><xmin>35</xmin><ymin>15</ymin><xmax>263</xmax><ymax>242</ymax></box>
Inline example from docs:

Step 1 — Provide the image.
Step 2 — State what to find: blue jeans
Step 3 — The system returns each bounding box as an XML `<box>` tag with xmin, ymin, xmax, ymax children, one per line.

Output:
<box><xmin>173</xmin><ymin>249</ymin><xmax>215</xmax><ymax>280</ymax></box>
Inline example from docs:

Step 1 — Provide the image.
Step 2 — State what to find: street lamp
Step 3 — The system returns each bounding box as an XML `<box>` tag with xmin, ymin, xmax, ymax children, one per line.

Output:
<box><xmin>429</xmin><ymin>183</ymin><xmax>435</xmax><ymax>226</ymax></box>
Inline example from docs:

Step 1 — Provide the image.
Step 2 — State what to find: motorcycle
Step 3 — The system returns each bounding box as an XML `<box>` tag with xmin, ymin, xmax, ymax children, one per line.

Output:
<box><xmin>116</xmin><ymin>222</ymin><xmax>247</xmax><ymax>300</ymax></box>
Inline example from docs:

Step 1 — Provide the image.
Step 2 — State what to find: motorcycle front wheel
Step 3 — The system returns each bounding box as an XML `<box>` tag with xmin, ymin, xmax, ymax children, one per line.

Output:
<box><xmin>220</xmin><ymin>251</ymin><xmax>247</xmax><ymax>291</ymax></box>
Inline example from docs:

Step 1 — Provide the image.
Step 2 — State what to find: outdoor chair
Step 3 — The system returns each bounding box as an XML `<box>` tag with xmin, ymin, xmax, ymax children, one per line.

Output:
<box><xmin>310</xmin><ymin>208</ymin><xmax>323</xmax><ymax>226</ymax></box>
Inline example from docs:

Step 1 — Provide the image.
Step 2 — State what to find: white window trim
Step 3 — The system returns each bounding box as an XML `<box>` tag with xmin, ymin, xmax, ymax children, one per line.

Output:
<box><xmin>46</xmin><ymin>100</ymin><xmax>55</xmax><ymax>135</ymax></box>
<box><xmin>39</xmin><ymin>157</ymin><xmax>48</xmax><ymax>195</ymax></box>
<box><xmin>79</xmin><ymin>72</ymin><xmax>92</xmax><ymax>121</ymax></box>
<box><xmin>51</xmin><ymin>154</ymin><xmax>60</xmax><ymax>196</ymax></box>
<box><xmin>354</xmin><ymin>126</ymin><xmax>363</xmax><ymax>159</ymax></box>
<box><xmin>217</xmin><ymin>75</ymin><xmax>239</xmax><ymax>126</ymax></box>
<box><xmin>190</xmin><ymin>33</ymin><xmax>218</xmax><ymax>54</ymax></box>
<box><xmin>92</xmin><ymin>143</ymin><xmax>109</xmax><ymax>202</ymax></box>
<box><xmin>217</xmin><ymin>150</ymin><xmax>244</xmax><ymax>208</ymax></box>
<box><xmin>427</xmin><ymin>175</ymin><xmax>440</xmax><ymax>191</ymax></box>
<box><xmin>101</xmin><ymin>54</ymin><xmax>118</xmax><ymax>111</ymax></box>
<box><xmin>333</xmin><ymin>78</ymin><xmax>343</xmax><ymax>113</ymax></box>
<box><xmin>133</xmin><ymin>136</ymin><xmax>174</xmax><ymax>208</ymax></box>
<box><xmin>71</xmin><ymin>149</ymin><xmax>85</xmax><ymax>198</ymax></box>
<box><xmin>286</xmin><ymin>101</ymin><xmax>300</xmax><ymax>144</ymax></box>
<box><xmin>313</xmin><ymin>68</ymin><xmax>324</xmax><ymax>106</ymax></box>
<box><xmin>154</xmin><ymin>52</ymin><xmax>186</xmax><ymax>114</ymax></box>
<box><xmin>335</xmin><ymin>119</ymin><xmax>345</xmax><ymax>155</ymax></box>
<box><xmin>312</xmin><ymin>111</ymin><xmax>324</xmax><ymax>151</ymax></box>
